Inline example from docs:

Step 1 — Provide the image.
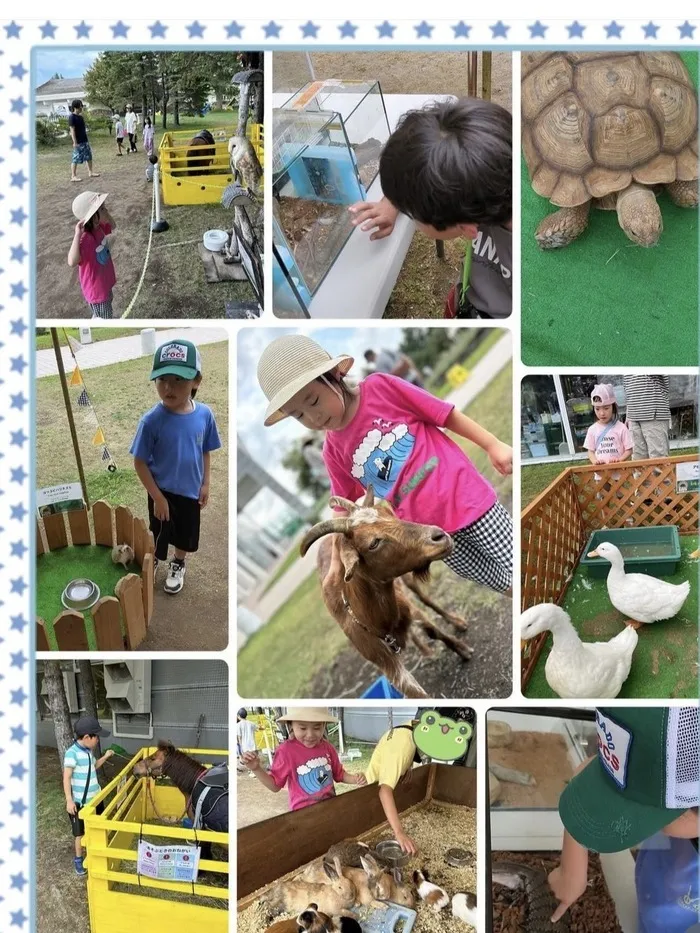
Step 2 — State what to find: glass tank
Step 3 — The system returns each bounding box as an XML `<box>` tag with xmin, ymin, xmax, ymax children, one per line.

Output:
<box><xmin>272</xmin><ymin>80</ymin><xmax>390</xmax><ymax>304</ymax></box>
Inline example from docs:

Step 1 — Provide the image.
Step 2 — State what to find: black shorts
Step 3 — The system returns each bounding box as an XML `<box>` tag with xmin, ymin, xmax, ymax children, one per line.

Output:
<box><xmin>148</xmin><ymin>489</ymin><xmax>201</xmax><ymax>561</ymax></box>
<box><xmin>68</xmin><ymin>800</ymin><xmax>104</xmax><ymax>837</ymax></box>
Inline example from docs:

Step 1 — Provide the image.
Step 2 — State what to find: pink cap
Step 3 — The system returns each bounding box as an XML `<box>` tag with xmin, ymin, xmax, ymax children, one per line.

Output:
<box><xmin>591</xmin><ymin>384</ymin><xmax>616</xmax><ymax>406</ymax></box>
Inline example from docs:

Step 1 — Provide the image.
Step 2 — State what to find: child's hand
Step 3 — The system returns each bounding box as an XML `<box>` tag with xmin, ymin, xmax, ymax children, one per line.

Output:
<box><xmin>241</xmin><ymin>751</ymin><xmax>260</xmax><ymax>771</ymax></box>
<box><xmin>548</xmin><ymin>865</ymin><xmax>588</xmax><ymax>922</ymax></box>
<box><xmin>348</xmin><ymin>197</ymin><xmax>399</xmax><ymax>240</ymax></box>
<box><xmin>74</xmin><ymin>220</ymin><xmax>85</xmax><ymax>236</ymax></box>
<box><xmin>66</xmin><ymin>799</ymin><xmax>78</xmax><ymax>816</ymax></box>
<box><xmin>395</xmin><ymin>831</ymin><xmax>418</xmax><ymax>855</ymax></box>
<box><xmin>353</xmin><ymin>772</ymin><xmax>367</xmax><ymax>786</ymax></box>
<box><xmin>487</xmin><ymin>440</ymin><xmax>513</xmax><ymax>475</ymax></box>
<box><xmin>198</xmin><ymin>483</ymin><xmax>209</xmax><ymax>507</ymax></box>
<box><xmin>104</xmin><ymin>749</ymin><xmax>114</xmax><ymax>759</ymax></box>
<box><xmin>153</xmin><ymin>492</ymin><xmax>170</xmax><ymax>522</ymax></box>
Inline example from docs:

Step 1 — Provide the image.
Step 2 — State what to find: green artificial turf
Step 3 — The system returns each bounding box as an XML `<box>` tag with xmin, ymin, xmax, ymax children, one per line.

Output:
<box><xmin>524</xmin><ymin>536</ymin><xmax>699</xmax><ymax>700</ymax></box>
<box><xmin>37</xmin><ymin>546</ymin><xmax>131</xmax><ymax>650</ymax></box>
<box><xmin>522</xmin><ymin>52</ymin><xmax>699</xmax><ymax>367</ymax></box>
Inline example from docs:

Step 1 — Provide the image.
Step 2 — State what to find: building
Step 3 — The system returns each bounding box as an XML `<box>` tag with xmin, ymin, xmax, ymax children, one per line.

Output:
<box><xmin>35</xmin><ymin>76</ymin><xmax>109</xmax><ymax>117</ymax></box>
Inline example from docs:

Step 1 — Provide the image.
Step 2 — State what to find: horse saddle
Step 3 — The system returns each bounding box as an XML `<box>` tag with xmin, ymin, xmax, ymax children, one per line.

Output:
<box><xmin>192</xmin><ymin>762</ymin><xmax>228</xmax><ymax>833</ymax></box>
<box><xmin>192</xmin><ymin>130</ymin><xmax>215</xmax><ymax>146</ymax></box>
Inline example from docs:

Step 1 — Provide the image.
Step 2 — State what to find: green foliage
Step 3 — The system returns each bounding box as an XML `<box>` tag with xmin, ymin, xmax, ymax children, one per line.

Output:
<box><xmin>83</xmin><ymin>112</ymin><xmax>112</xmax><ymax>135</ymax></box>
<box><xmin>281</xmin><ymin>443</ymin><xmax>327</xmax><ymax>500</ymax></box>
<box><xmin>36</xmin><ymin>118</ymin><xmax>60</xmax><ymax>147</ymax></box>
<box><xmin>399</xmin><ymin>327</ymin><xmax>455</xmax><ymax>373</ymax></box>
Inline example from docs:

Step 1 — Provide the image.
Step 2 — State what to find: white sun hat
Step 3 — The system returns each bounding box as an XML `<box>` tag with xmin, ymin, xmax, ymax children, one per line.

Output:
<box><xmin>72</xmin><ymin>190</ymin><xmax>108</xmax><ymax>223</ymax></box>
<box><xmin>258</xmin><ymin>334</ymin><xmax>354</xmax><ymax>426</ymax></box>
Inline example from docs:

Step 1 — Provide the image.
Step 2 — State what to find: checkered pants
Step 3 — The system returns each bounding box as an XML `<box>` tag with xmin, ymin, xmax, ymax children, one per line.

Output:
<box><xmin>443</xmin><ymin>501</ymin><xmax>513</xmax><ymax>593</ymax></box>
<box><xmin>89</xmin><ymin>291</ymin><xmax>114</xmax><ymax>319</ymax></box>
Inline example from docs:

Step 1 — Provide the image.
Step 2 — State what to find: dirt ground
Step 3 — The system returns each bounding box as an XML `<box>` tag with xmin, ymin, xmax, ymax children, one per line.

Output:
<box><xmin>489</xmin><ymin>732</ymin><xmax>574</xmax><ymax>809</ymax></box>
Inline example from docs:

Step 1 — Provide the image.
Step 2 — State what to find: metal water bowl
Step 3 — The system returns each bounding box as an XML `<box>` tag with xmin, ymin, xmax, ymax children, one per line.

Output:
<box><xmin>375</xmin><ymin>839</ymin><xmax>410</xmax><ymax>868</ymax></box>
<box><xmin>61</xmin><ymin>578</ymin><xmax>100</xmax><ymax>611</ymax></box>
<box><xmin>445</xmin><ymin>847</ymin><xmax>474</xmax><ymax>867</ymax></box>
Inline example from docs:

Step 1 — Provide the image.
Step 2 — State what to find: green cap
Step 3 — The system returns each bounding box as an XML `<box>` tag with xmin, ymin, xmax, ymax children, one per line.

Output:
<box><xmin>559</xmin><ymin>707</ymin><xmax>697</xmax><ymax>853</ymax></box>
<box><xmin>150</xmin><ymin>340</ymin><xmax>202</xmax><ymax>381</ymax></box>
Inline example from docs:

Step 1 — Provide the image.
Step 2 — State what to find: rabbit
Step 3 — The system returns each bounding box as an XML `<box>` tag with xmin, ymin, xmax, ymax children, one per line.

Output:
<box><xmin>265</xmin><ymin>921</ymin><xmax>299</xmax><ymax>933</ymax></box>
<box><xmin>342</xmin><ymin>854</ymin><xmax>394</xmax><ymax>908</ymax></box>
<box><xmin>413</xmin><ymin>868</ymin><xmax>449</xmax><ymax>912</ymax></box>
<box><xmin>111</xmin><ymin>544</ymin><xmax>134</xmax><ymax>568</ymax></box>
<box><xmin>297</xmin><ymin>906</ymin><xmax>362</xmax><ymax>933</ymax></box>
<box><xmin>265</xmin><ymin>858</ymin><xmax>356</xmax><ymax>917</ymax></box>
<box><xmin>325</xmin><ymin>839</ymin><xmax>374</xmax><ymax>869</ymax></box>
<box><xmin>386</xmin><ymin>868</ymin><xmax>415</xmax><ymax>908</ymax></box>
<box><xmin>452</xmin><ymin>892</ymin><xmax>478</xmax><ymax>926</ymax></box>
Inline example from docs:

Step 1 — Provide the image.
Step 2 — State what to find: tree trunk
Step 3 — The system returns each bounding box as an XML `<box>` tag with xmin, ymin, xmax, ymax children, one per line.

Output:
<box><xmin>252</xmin><ymin>83</ymin><xmax>263</xmax><ymax>126</ymax></box>
<box><xmin>236</xmin><ymin>83</ymin><xmax>251</xmax><ymax>137</ymax></box>
<box><xmin>44</xmin><ymin>661</ymin><xmax>75</xmax><ymax>770</ymax></box>
<box><xmin>161</xmin><ymin>70</ymin><xmax>168</xmax><ymax>129</ymax></box>
<box><xmin>78</xmin><ymin>661</ymin><xmax>101</xmax><ymax>758</ymax></box>
<box><xmin>174</xmin><ymin>93</ymin><xmax>179</xmax><ymax>127</ymax></box>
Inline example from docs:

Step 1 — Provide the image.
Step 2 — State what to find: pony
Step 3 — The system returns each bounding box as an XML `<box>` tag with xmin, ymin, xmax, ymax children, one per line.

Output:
<box><xmin>183</xmin><ymin>129</ymin><xmax>216</xmax><ymax>176</ymax></box>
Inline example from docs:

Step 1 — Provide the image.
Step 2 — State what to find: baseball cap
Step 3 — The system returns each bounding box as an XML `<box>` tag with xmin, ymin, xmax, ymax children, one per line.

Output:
<box><xmin>74</xmin><ymin>715</ymin><xmax>110</xmax><ymax>737</ymax></box>
<box><xmin>559</xmin><ymin>707</ymin><xmax>698</xmax><ymax>853</ymax></box>
<box><xmin>590</xmin><ymin>383</ymin><xmax>616</xmax><ymax>406</ymax></box>
<box><xmin>150</xmin><ymin>340</ymin><xmax>202</xmax><ymax>380</ymax></box>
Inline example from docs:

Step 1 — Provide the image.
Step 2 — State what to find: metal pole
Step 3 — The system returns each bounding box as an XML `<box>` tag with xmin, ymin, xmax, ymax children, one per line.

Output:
<box><xmin>52</xmin><ymin>328</ymin><xmax>90</xmax><ymax>508</ymax></box>
<box><xmin>151</xmin><ymin>162</ymin><xmax>169</xmax><ymax>232</ymax></box>
<box><xmin>305</xmin><ymin>52</ymin><xmax>316</xmax><ymax>80</ymax></box>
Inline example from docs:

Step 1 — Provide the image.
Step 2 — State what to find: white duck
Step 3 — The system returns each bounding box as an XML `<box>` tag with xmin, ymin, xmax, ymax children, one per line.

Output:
<box><xmin>588</xmin><ymin>541</ymin><xmax>691</xmax><ymax>628</ymax></box>
<box><xmin>521</xmin><ymin>603</ymin><xmax>638</xmax><ymax>698</ymax></box>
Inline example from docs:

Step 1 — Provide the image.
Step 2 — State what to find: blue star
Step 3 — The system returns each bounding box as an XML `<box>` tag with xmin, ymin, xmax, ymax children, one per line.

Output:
<box><xmin>414</xmin><ymin>20</ymin><xmax>433</xmax><ymax>38</ymax></box>
<box><xmin>10</xmin><ymin>761</ymin><xmax>27</xmax><ymax>779</ymax></box>
<box><xmin>10</xmin><ymin>134</ymin><xmax>27</xmax><ymax>152</ymax></box>
<box><xmin>10</xmin><ymin>245</ymin><xmax>27</xmax><ymax>264</ymax></box>
<box><xmin>10</xmin><ymin>170</ymin><xmax>27</xmax><ymax>188</ymax></box>
<box><xmin>10</xmin><ymin>503</ymin><xmax>27</xmax><ymax>521</ymax></box>
<box><xmin>149</xmin><ymin>21</ymin><xmax>167</xmax><ymax>38</ymax></box>
<box><xmin>10</xmin><ymin>282</ymin><xmax>27</xmax><ymax>300</ymax></box>
<box><xmin>567</xmin><ymin>21</ymin><xmax>586</xmax><ymax>38</ymax></box>
<box><xmin>10</xmin><ymin>908</ymin><xmax>27</xmax><ymax>928</ymax></box>
<box><xmin>10</xmin><ymin>873</ymin><xmax>26</xmax><ymax>891</ymax></box>
<box><xmin>529</xmin><ymin>20</ymin><xmax>548</xmax><ymax>38</ymax></box>
<box><xmin>10</xmin><ymin>725</ymin><xmax>27</xmax><ymax>742</ymax></box>
<box><xmin>10</xmin><ymin>615</ymin><xmax>27</xmax><ymax>632</ymax></box>
<box><xmin>10</xmin><ymin>97</ymin><xmax>27</xmax><ymax>115</ymax></box>
<box><xmin>605</xmin><ymin>20</ymin><xmax>623</xmax><ymax>38</ymax></box>
<box><xmin>262</xmin><ymin>20</ymin><xmax>282</xmax><ymax>38</ymax></box>
<box><xmin>452</xmin><ymin>21</ymin><xmax>471</xmax><ymax>38</ymax></box>
<box><xmin>642</xmin><ymin>21</ymin><xmax>659</xmax><ymax>38</ymax></box>
<box><xmin>110</xmin><ymin>20</ymin><xmax>130</xmax><ymax>38</ymax></box>
<box><xmin>338</xmin><ymin>21</ymin><xmax>358</xmax><ymax>38</ymax></box>
<box><xmin>10</xmin><ymin>63</ymin><xmax>27</xmax><ymax>80</ymax></box>
<box><xmin>225</xmin><ymin>21</ymin><xmax>244</xmax><ymax>38</ymax></box>
<box><xmin>186</xmin><ymin>20</ymin><xmax>205</xmax><ymax>38</ymax></box>
<box><xmin>39</xmin><ymin>21</ymin><xmax>57</xmax><ymax>39</ymax></box>
<box><xmin>10</xmin><ymin>579</ymin><xmax>27</xmax><ymax>596</ymax></box>
<box><xmin>10</xmin><ymin>430</ymin><xmax>28</xmax><ymax>447</ymax></box>
<box><xmin>300</xmin><ymin>21</ymin><xmax>320</xmax><ymax>38</ymax></box>
<box><xmin>490</xmin><ymin>21</ymin><xmax>510</xmax><ymax>38</ymax></box>
<box><xmin>10</xmin><ymin>836</ymin><xmax>27</xmax><ymax>854</ymax></box>
<box><xmin>10</xmin><ymin>207</ymin><xmax>29</xmax><ymax>228</ymax></box>
<box><xmin>4</xmin><ymin>21</ymin><xmax>22</xmax><ymax>39</ymax></box>
<box><xmin>10</xmin><ymin>318</ymin><xmax>27</xmax><ymax>336</ymax></box>
<box><xmin>10</xmin><ymin>687</ymin><xmax>27</xmax><ymax>705</ymax></box>
<box><xmin>10</xmin><ymin>467</ymin><xmax>27</xmax><ymax>484</ymax></box>
<box><xmin>678</xmin><ymin>20</ymin><xmax>696</xmax><ymax>38</ymax></box>
<box><xmin>74</xmin><ymin>20</ymin><xmax>92</xmax><ymax>39</ymax></box>
<box><xmin>376</xmin><ymin>20</ymin><xmax>396</xmax><ymax>38</ymax></box>
<box><xmin>10</xmin><ymin>357</ymin><xmax>27</xmax><ymax>374</ymax></box>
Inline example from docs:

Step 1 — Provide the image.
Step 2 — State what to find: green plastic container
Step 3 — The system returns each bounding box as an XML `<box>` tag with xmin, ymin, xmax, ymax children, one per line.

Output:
<box><xmin>581</xmin><ymin>526</ymin><xmax>682</xmax><ymax>578</ymax></box>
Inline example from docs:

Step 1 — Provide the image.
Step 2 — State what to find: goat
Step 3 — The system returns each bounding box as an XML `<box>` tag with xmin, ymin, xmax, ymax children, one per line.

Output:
<box><xmin>300</xmin><ymin>486</ymin><xmax>473</xmax><ymax>699</ymax></box>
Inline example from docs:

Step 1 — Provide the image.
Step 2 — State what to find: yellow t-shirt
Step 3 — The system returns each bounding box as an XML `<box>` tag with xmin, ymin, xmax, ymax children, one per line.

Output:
<box><xmin>365</xmin><ymin>727</ymin><xmax>417</xmax><ymax>789</ymax></box>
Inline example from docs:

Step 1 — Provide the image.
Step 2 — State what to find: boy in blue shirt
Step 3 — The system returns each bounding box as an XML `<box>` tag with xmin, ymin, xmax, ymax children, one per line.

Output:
<box><xmin>131</xmin><ymin>339</ymin><xmax>221</xmax><ymax>594</ymax></box>
<box><xmin>63</xmin><ymin>716</ymin><xmax>114</xmax><ymax>876</ymax></box>
<box><xmin>550</xmin><ymin>706</ymin><xmax>699</xmax><ymax>933</ymax></box>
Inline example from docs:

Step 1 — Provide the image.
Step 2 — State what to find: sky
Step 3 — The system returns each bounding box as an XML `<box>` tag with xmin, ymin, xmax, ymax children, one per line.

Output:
<box><xmin>237</xmin><ymin>326</ymin><xmax>406</xmax><ymax>526</ymax></box>
<box><xmin>35</xmin><ymin>50</ymin><xmax>99</xmax><ymax>88</ymax></box>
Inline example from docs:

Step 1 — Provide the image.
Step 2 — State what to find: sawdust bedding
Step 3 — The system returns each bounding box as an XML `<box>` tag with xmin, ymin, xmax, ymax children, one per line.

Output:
<box><xmin>237</xmin><ymin>802</ymin><xmax>476</xmax><ymax>932</ymax></box>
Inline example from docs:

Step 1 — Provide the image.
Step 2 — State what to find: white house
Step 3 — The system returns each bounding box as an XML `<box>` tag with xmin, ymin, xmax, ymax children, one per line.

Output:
<box><xmin>35</xmin><ymin>76</ymin><xmax>109</xmax><ymax>117</ymax></box>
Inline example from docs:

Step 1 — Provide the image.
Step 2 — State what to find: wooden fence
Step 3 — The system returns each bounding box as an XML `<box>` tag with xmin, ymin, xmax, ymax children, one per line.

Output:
<box><xmin>36</xmin><ymin>500</ymin><xmax>155</xmax><ymax>651</ymax></box>
<box><xmin>521</xmin><ymin>455</ymin><xmax>699</xmax><ymax>686</ymax></box>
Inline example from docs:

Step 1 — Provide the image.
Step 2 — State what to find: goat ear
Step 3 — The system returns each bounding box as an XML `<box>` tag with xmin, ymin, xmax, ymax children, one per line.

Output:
<box><xmin>363</xmin><ymin>485</ymin><xmax>375</xmax><ymax>507</ymax></box>
<box><xmin>338</xmin><ymin>536</ymin><xmax>360</xmax><ymax>582</ymax></box>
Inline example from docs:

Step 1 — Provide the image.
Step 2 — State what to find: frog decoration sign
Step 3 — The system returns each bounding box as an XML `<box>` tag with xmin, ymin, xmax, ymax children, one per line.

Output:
<box><xmin>413</xmin><ymin>710</ymin><xmax>472</xmax><ymax>761</ymax></box>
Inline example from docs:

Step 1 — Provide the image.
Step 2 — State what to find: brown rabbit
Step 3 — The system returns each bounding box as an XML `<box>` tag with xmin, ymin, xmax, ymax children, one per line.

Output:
<box><xmin>325</xmin><ymin>839</ymin><xmax>373</xmax><ymax>869</ymax></box>
<box><xmin>343</xmin><ymin>855</ymin><xmax>394</xmax><ymax>908</ymax></box>
<box><xmin>265</xmin><ymin>858</ymin><xmax>356</xmax><ymax>917</ymax></box>
<box><xmin>387</xmin><ymin>868</ymin><xmax>416</xmax><ymax>908</ymax></box>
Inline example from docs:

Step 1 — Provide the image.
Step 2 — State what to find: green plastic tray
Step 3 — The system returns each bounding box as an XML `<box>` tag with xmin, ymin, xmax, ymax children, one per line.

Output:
<box><xmin>581</xmin><ymin>526</ymin><xmax>682</xmax><ymax>578</ymax></box>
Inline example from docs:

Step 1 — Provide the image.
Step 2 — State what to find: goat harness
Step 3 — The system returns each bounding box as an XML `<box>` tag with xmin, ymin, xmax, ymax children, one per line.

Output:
<box><xmin>341</xmin><ymin>594</ymin><xmax>401</xmax><ymax>654</ymax></box>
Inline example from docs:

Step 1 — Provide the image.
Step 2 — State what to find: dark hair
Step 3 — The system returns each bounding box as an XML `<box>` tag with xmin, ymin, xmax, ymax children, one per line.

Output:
<box><xmin>379</xmin><ymin>98</ymin><xmax>512</xmax><ymax>229</ymax></box>
<box><xmin>363</xmin><ymin>349</ymin><xmax>376</xmax><ymax>362</ymax></box>
<box><xmin>75</xmin><ymin>731</ymin><xmax>98</xmax><ymax>739</ymax></box>
<box><xmin>149</xmin><ymin>154</ymin><xmax>158</xmax><ymax>165</ymax></box>
<box><xmin>83</xmin><ymin>211</ymin><xmax>100</xmax><ymax>234</ymax></box>
<box><xmin>315</xmin><ymin>368</ymin><xmax>354</xmax><ymax>405</ymax></box>
<box><xmin>592</xmin><ymin>396</ymin><xmax>619</xmax><ymax>419</ymax></box>
<box><xmin>70</xmin><ymin>99</ymin><xmax>83</xmax><ymax>112</ymax></box>
<box><xmin>145</xmin><ymin>117</ymin><xmax>152</xmax><ymax>127</ymax></box>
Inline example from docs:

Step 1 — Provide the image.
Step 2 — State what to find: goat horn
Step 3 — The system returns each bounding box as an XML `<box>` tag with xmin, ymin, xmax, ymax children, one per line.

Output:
<box><xmin>362</xmin><ymin>485</ymin><xmax>375</xmax><ymax>507</ymax></box>
<box><xmin>300</xmin><ymin>518</ymin><xmax>353</xmax><ymax>556</ymax></box>
<box><xmin>328</xmin><ymin>495</ymin><xmax>357</xmax><ymax>513</ymax></box>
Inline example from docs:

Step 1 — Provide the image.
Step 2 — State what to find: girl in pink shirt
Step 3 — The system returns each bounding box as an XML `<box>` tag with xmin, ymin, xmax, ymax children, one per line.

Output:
<box><xmin>241</xmin><ymin>708</ymin><xmax>366</xmax><ymax>811</ymax></box>
<box><xmin>67</xmin><ymin>191</ymin><xmax>118</xmax><ymax>319</ymax></box>
<box><xmin>584</xmin><ymin>384</ymin><xmax>633</xmax><ymax>465</ymax></box>
<box><xmin>258</xmin><ymin>335</ymin><xmax>513</xmax><ymax>594</ymax></box>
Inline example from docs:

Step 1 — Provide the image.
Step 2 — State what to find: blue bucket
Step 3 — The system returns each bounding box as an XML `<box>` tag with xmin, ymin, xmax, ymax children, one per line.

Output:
<box><xmin>361</xmin><ymin>676</ymin><xmax>403</xmax><ymax>699</ymax></box>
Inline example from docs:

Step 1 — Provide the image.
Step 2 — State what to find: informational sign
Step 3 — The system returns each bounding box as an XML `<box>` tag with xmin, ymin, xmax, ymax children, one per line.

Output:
<box><xmin>136</xmin><ymin>841</ymin><xmax>201</xmax><ymax>883</ymax></box>
<box><xmin>36</xmin><ymin>483</ymin><xmax>85</xmax><ymax>516</ymax></box>
<box><xmin>676</xmin><ymin>461</ymin><xmax>699</xmax><ymax>494</ymax></box>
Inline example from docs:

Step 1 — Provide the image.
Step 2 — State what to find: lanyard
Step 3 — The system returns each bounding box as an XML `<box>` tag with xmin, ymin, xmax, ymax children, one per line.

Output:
<box><xmin>459</xmin><ymin>240</ymin><xmax>473</xmax><ymax>306</ymax></box>
<box><xmin>595</xmin><ymin>419</ymin><xmax>617</xmax><ymax>452</ymax></box>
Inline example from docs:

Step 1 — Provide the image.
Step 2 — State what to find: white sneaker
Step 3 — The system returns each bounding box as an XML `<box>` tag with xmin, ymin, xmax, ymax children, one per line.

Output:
<box><xmin>164</xmin><ymin>559</ymin><xmax>185</xmax><ymax>594</ymax></box>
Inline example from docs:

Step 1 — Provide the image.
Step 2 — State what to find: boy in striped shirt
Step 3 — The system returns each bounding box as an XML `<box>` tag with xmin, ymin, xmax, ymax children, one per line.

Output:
<box><xmin>63</xmin><ymin>716</ymin><xmax>114</xmax><ymax>876</ymax></box>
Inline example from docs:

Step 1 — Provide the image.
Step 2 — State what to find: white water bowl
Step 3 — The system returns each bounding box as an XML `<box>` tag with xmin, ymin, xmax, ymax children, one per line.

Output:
<box><xmin>203</xmin><ymin>229</ymin><xmax>228</xmax><ymax>252</ymax></box>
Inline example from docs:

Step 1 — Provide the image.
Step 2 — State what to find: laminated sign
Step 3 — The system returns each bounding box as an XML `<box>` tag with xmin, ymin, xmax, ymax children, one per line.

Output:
<box><xmin>675</xmin><ymin>461</ymin><xmax>699</xmax><ymax>494</ymax></box>
<box><xmin>136</xmin><ymin>841</ymin><xmax>201</xmax><ymax>882</ymax></box>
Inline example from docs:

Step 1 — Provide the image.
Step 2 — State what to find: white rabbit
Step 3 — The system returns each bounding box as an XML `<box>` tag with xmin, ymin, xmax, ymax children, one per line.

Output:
<box><xmin>452</xmin><ymin>892</ymin><xmax>478</xmax><ymax>926</ymax></box>
<box><xmin>111</xmin><ymin>544</ymin><xmax>134</xmax><ymax>568</ymax></box>
<box><xmin>413</xmin><ymin>868</ymin><xmax>449</xmax><ymax>911</ymax></box>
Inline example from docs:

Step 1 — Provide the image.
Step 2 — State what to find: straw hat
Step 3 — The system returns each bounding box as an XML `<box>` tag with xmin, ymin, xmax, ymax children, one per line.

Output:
<box><xmin>277</xmin><ymin>707</ymin><xmax>338</xmax><ymax>723</ymax></box>
<box><xmin>258</xmin><ymin>335</ymin><xmax>354</xmax><ymax>426</ymax></box>
<box><xmin>72</xmin><ymin>190</ymin><xmax>108</xmax><ymax>224</ymax></box>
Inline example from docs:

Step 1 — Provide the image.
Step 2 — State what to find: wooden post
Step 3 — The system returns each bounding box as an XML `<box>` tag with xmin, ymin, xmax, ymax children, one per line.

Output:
<box><xmin>43</xmin><ymin>511</ymin><xmax>68</xmax><ymax>551</ymax></box>
<box><xmin>115</xmin><ymin>505</ymin><xmax>134</xmax><ymax>549</ymax></box>
<box><xmin>116</xmin><ymin>575</ymin><xmax>147</xmax><ymax>649</ymax></box>
<box><xmin>36</xmin><ymin>520</ymin><xmax>46</xmax><ymax>556</ymax></box>
<box><xmin>141</xmin><ymin>553</ymin><xmax>154</xmax><ymax>625</ymax></box>
<box><xmin>51</xmin><ymin>328</ymin><xmax>89</xmax><ymax>508</ymax></box>
<box><xmin>92</xmin><ymin>500</ymin><xmax>114</xmax><ymax>547</ymax></box>
<box><xmin>92</xmin><ymin>597</ymin><xmax>124</xmax><ymax>651</ymax></box>
<box><xmin>481</xmin><ymin>51</ymin><xmax>493</xmax><ymax>100</ymax></box>
<box><xmin>435</xmin><ymin>240</ymin><xmax>445</xmax><ymax>260</ymax></box>
<box><xmin>36</xmin><ymin>619</ymin><xmax>50</xmax><ymax>651</ymax></box>
<box><xmin>53</xmin><ymin>610</ymin><xmax>89</xmax><ymax>651</ymax></box>
<box><xmin>68</xmin><ymin>507</ymin><xmax>92</xmax><ymax>546</ymax></box>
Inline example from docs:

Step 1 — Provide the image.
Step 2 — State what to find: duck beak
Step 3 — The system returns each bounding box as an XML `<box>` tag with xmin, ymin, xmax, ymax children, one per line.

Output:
<box><xmin>587</xmin><ymin>550</ymin><xmax>599</xmax><ymax>558</ymax></box>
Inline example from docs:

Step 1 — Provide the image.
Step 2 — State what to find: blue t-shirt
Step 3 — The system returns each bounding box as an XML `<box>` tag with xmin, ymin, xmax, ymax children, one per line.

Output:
<box><xmin>636</xmin><ymin>833</ymin><xmax>699</xmax><ymax>933</ymax></box>
<box><xmin>64</xmin><ymin>741</ymin><xmax>101</xmax><ymax>805</ymax></box>
<box><xmin>130</xmin><ymin>401</ymin><xmax>221</xmax><ymax>500</ymax></box>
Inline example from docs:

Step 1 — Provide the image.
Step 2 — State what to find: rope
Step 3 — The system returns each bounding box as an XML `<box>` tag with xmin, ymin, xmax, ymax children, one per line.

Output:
<box><xmin>121</xmin><ymin>181</ymin><xmax>157</xmax><ymax>319</ymax></box>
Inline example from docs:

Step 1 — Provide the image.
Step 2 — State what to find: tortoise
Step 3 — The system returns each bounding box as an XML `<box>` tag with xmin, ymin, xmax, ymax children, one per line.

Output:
<box><xmin>522</xmin><ymin>52</ymin><xmax>699</xmax><ymax>248</ymax></box>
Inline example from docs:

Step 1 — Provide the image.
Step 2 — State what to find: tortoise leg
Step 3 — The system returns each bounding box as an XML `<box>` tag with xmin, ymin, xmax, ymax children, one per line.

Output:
<box><xmin>616</xmin><ymin>183</ymin><xmax>662</xmax><ymax>247</ymax></box>
<box><xmin>535</xmin><ymin>203</ymin><xmax>590</xmax><ymax>249</ymax></box>
<box><xmin>665</xmin><ymin>179</ymin><xmax>699</xmax><ymax>208</ymax></box>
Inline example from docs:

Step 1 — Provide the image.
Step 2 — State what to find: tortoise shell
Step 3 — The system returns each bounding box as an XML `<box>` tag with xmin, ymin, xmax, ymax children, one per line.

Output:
<box><xmin>522</xmin><ymin>52</ymin><xmax>699</xmax><ymax>207</ymax></box>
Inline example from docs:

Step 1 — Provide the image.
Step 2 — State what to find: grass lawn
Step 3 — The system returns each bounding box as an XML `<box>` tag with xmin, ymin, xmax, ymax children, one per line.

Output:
<box><xmin>35</xmin><ymin>327</ymin><xmax>162</xmax><ymax>351</ymax></box>
<box><xmin>260</xmin><ymin>542</ymin><xmax>304</xmax><ymax>597</ymax></box>
<box><xmin>238</xmin><ymin>363</ymin><xmax>513</xmax><ymax>697</ymax></box>
<box><xmin>524</xmin><ymin>537</ymin><xmax>699</xmax><ymax>699</ymax></box>
<box><xmin>430</xmin><ymin>329</ymin><xmax>508</xmax><ymax>400</ymax></box>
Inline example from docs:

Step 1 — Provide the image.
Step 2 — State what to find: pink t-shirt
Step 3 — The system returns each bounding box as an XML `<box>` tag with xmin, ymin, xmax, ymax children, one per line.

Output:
<box><xmin>584</xmin><ymin>420</ymin><xmax>633</xmax><ymax>463</ymax></box>
<box><xmin>323</xmin><ymin>373</ymin><xmax>497</xmax><ymax>533</ymax></box>
<box><xmin>269</xmin><ymin>738</ymin><xmax>344</xmax><ymax>811</ymax></box>
<box><xmin>78</xmin><ymin>222</ymin><xmax>116</xmax><ymax>304</ymax></box>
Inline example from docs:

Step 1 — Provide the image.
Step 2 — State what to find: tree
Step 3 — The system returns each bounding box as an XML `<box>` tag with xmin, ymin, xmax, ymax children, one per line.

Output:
<box><xmin>43</xmin><ymin>661</ymin><xmax>74</xmax><ymax>770</ymax></box>
<box><xmin>399</xmin><ymin>328</ymin><xmax>455</xmax><ymax>373</ymax></box>
<box><xmin>282</xmin><ymin>443</ymin><xmax>328</xmax><ymax>500</ymax></box>
<box><xmin>77</xmin><ymin>661</ymin><xmax>102</xmax><ymax>758</ymax></box>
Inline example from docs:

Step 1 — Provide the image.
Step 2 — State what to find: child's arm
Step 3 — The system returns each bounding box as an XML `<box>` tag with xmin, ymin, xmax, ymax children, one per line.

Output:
<box><xmin>241</xmin><ymin>751</ymin><xmax>282</xmax><ymax>793</ymax></box>
<box><xmin>548</xmin><ymin>829</ymin><xmax>589</xmax><ymax>922</ymax></box>
<box><xmin>63</xmin><ymin>767</ymin><xmax>77</xmax><ymax>815</ymax></box>
<box><xmin>95</xmin><ymin>750</ymin><xmax>114</xmax><ymax>769</ymax></box>
<box><xmin>587</xmin><ymin>450</ymin><xmax>598</xmax><ymax>465</ymax></box>
<box><xmin>618</xmin><ymin>448</ymin><xmax>633</xmax><ymax>462</ymax></box>
<box><xmin>348</xmin><ymin>197</ymin><xmax>400</xmax><ymax>240</ymax></box>
<box><xmin>340</xmin><ymin>769</ymin><xmax>367</xmax><ymax>786</ymax></box>
<box><xmin>133</xmin><ymin>457</ymin><xmax>170</xmax><ymax>521</ymax></box>
<box><xmin>199</xmin><ymin>451</ymin><xmax>211</xmax><ymax>507</ymax></box>
<box><xmin>444</xmin><ymin>409</ymin><xmax>513</xmax><ymax>475</ymax></box>
<box><xmin>378</xmin><ymin>785</ymin><xmax>417</xmax><ymax>854</ymax></box>
<box><xmin>67</xmin><ymin>222</ymin><xmax>84</xmax><ymax>266</ymax></box>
